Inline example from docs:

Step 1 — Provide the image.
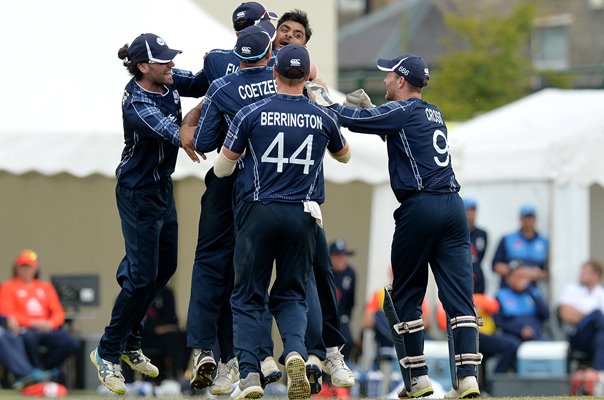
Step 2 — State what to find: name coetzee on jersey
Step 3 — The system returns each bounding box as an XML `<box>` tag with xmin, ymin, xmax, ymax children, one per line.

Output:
<box><xmin>238</xmin><ymin>79</ymin><xmax>277</xmax><ymax>100</ymax></box>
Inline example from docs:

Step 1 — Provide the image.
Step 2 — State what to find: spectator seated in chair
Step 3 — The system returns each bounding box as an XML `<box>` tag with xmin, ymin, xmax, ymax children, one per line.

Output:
<box><xmin>0</xmin><ymin>312</ymin><xmax>52</xmax><ymax>389</ymax></box>
<box><xmin>558</xmin><ymin>260</ymin><xmax>604</xmax><ymax>374</ymax></box>
<box><xmin>494</xmin><ymin>266</ymin><xmax>550</xmax><ymax>342</ymax></box>
<box><xmin>0</xmin><ymin>250</ymin><xmax>80</xmax><ymax>377</ymax></box>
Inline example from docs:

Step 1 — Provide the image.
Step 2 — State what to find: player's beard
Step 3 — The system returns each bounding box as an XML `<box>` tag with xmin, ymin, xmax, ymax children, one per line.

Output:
<box><xmin>384</xmin><ymin>79</ymin><xmax>398</xmax><ymax>101</ymax></box>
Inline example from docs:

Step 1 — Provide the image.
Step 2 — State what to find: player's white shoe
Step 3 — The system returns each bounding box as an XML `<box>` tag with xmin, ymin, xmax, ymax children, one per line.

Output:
<box><xmin>211</xmin><ymin>357</ymin><xmax>239</xmax><ymax>395</ymax></box>
<box><xmin>190</xmin><ymin>349</ymin><xmax>216</xmax><ymax>390</ymax></box>
<box><xmin>444</xmin><ymin>376</ymin><xmax>480</xmax><ymax>399</ymax></box>
<box><xmin>398</xmin><ymin>374</ymin><xmax>434</xmax><ymax>398</ymax></box>
<box><xmin>90</xmin><ymin>348</ymin><xmax>126</xmax><ymax>395</ymax></box>
<box><xmin>260</xmin><ymin>356</ymin><xmax>282</xmax><ymax>387</ymax></box>
<box><xmin>323</xmin><ymin>347</ymin><xmax>355</xmax><ymax>387</ymax></box>
<box><xmin>121</xmin><ymin>349</ymin><xmax>159</xmax><ymax>377</ymax></box>
<box><xmin>285</xmin><ymin>352</ymin><xmax>311</xmax><ymax>399</ymax></box>
<box><xmin>230</xmin><ymin>372</ymin><xmax>263</xmax><ymax>399</ymax></box>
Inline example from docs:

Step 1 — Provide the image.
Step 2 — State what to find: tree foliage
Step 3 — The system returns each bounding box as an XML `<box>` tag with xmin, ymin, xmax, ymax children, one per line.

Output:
<box><xmin>424</xmin><ymin>4</ymin><xmax>535</xmax><ymax>120</ymax></box>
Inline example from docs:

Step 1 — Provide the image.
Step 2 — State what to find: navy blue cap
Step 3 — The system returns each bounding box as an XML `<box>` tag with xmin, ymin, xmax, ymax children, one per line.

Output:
<box><xmin>464</xmin><ymin>197</ymin><xmax>478</xmax><ymax>210</ymax></box>
<box><xmin>257</xmin><ymin>20</ymin><xmax>276</xmax><ymax>42</ymax></box>
<box><xmin>128</xmin><ymin>33</ymin><xmax>181</xmax><ymax>63</ymax></box>
<box><xmin>377</xmin><ymin>54</ymin><xmax>429</xmax><ymax>87</ymax></box>
<box><xmin>329</xmin><ymin>239</ymin><xmax>355</xmax><ymax>256</ymax></box>
<box><xmin>234</xmin><ymin>25</ymin><xmax>272</xmax><ymax>61</ymax></box>
<box><xmin>232</xmin><ymin>2</ymin><xmax>278</xmax><ymax>32</ymax></box>
<box><xmin>520</xmin><ymin>203</ymin><xmax>537</xmax><ymax>218</ymax></box>
<box><xmin>275</xmin><ymin>45</ymin><xmax>310</xmax><ymax>79</ymax></box>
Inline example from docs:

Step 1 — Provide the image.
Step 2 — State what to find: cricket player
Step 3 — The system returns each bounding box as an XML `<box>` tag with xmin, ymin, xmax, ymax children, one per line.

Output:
<box><xmin>306</xmin><ymin>54</ymin><xmax>481</xmax><ymax>399</ymax></box>
<box><xmin>215</xmin><ymin>44</ymin><xmax>350</xmax><ymax>400</ymax></box>
<box><xmin>90</xmin><ymin>33</ymin><xmax>205</xmax><ymax>394</ymax></box>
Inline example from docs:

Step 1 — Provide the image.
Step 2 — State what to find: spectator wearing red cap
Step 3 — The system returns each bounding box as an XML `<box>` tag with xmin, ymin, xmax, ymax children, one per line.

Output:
<box><xmin>0</xmin><ymin>250</ymin><xmax>80</xmax><ymax>375</ymax></box>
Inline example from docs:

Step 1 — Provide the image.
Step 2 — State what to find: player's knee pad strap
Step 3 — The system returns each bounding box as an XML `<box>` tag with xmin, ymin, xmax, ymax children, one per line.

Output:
<box><xmin>450</xmin><ymin>315</ymin><xmax>483</xmax><ymax>330</ymax></box>
<box><xmin>454</xmin><ymin>353</ymin><xmax>483</xmax><ymax>366</ymax></box>
<box><xmin>393</xmin><ymin>318</ymin><xmax>424</xmax><ymax>335</ymax></box>
<box><xmin>400</xmin><ymin>354</ymin><xmax>427</xmax><ymax>369</ymax></box>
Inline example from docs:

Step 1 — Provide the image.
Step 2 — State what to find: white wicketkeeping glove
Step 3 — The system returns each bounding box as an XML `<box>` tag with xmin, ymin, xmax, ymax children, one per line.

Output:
<box><xmin>344</xmin><ymin>89</ymin><xmax>375</xmax><ymax>108</ymax></box>
<box><xmin>305</xmin><ymin>81</ymin><xmax>335</xmax><ymax>107</ymax></box>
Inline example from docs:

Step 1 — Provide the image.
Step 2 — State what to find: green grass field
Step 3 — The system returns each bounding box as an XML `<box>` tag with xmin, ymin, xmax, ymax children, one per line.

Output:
<box><xmin>1</xmin><ymin>392</ymin><xmax>604</xmax><ymax>400</ymax></box>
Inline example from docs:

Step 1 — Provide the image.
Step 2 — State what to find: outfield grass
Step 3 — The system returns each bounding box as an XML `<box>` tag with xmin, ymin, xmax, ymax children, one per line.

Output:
<box><xmin>0</xmin><ymin>393</ymin><xmax>602</xmax><ymax>400</ymax></box>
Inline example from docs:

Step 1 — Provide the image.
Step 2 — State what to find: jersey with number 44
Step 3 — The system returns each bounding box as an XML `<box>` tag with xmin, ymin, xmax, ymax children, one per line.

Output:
<box><xmin>331</xmin><ymin>99</ymin><xmax>459</xmax><ymax>202</ymax></box>
<box><xmin>224</xmin><ymin>93</ymin><xmax>346</xmax><ymax>204</ymax></box>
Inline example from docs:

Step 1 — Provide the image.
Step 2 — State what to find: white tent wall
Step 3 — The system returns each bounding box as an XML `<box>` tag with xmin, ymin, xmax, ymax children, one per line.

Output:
<box><xmin>451</xmin><ymin>88</ymin><xmax>604</xmax><ymax>317</ymax></box>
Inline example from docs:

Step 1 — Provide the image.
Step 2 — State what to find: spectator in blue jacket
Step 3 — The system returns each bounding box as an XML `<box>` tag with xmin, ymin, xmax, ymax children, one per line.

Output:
<box><xmin>492</xmin><ymin>203</ymin><xmax>548</xmax><ymax>290</ymax></box>
<box><xmin>495</xmin><ymin>267</ymin><xmax>550</xmax><ymax>341</ymax></box>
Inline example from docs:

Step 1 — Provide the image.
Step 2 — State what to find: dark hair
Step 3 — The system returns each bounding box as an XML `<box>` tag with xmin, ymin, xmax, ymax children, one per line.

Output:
<box><xmin>117</xmin><ymin>43</ymin><xmax>144</xmax><ymax>80</ymax></box>
<box><xmin>277</xmin><ymin>9</ymin><xmax>312</xmax><ymax>43</ymax></box>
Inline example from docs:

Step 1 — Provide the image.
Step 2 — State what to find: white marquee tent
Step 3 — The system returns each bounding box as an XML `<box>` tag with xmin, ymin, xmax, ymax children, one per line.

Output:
<box><xmin>1</xmin><ymin>0</ymin><xmax>396</xmax><ymax>331</ymax></box>
<box><xmin>449</xmin><ymin>88</ymin><xmax>604</xmax><ymax>304</ymax></box>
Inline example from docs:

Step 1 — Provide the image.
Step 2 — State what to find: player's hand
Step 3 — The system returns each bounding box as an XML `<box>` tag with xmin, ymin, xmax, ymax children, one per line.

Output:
<box><xmin>344</xmin><ymin>89</ymin><xmax>375</xmax><ymax>108</ymax></box>
<box><xmin>179</xmin><ymin>126</ymin><xmax>206</xmax><ymax>163</ymax></box>
<box><xmin>521</xmin><ymin>326</ymin><xmax>535</xmax><ymax>339</ymax></box>
<box><xmin>305</xmin><ymin>81</ymin><xmax>335</xmax><ymax>107</ymax></box>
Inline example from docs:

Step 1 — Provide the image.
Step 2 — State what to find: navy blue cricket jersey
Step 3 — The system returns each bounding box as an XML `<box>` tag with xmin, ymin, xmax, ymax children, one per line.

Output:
<box><xmin>194</xmin><ymin>66</ymin><xmax>277</xmax><ymax>153</ymax></box>
<box><xmin>117</xmin><ymin>69</ymin><xmax>203</xmax><ymax>188</ymax></box>
<box><xmin>224</xmin><ymin>94</ymin><xmax>346</xmax><ymax>204</ymax></box>
<box><xmin>331</xmin><ymin>99</ymin><xmax>459</xmax><ymax>202</ymax></box>
<box><xmin>198</xmin><ymin>48</ymin><xmax>277</xmax><ymax>95</ymax></box>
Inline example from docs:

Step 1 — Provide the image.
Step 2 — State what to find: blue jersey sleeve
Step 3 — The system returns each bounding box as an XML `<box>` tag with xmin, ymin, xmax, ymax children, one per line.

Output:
<box><xmin>312</xmin><ymin>104</ymin><xmax>346</xmax><ymax>154</ymax></box>
<box><xmin>171</xmin><ymin>68</ymin><xmax>208</xmax><ymax>98</ymax></box>
<box><xmin>194</xmin><ymin>78</ymin><xmax>230</xmax><ymax>153</ymax></box>
<box><xmin>330</xmin><ymin>101</ymin><xmax>412</xmax><ymax>135</ymax></box>
<box><xmin>124</xmin><ymin>96</ymin><xmax>181</xmax><ymax>147</ymax></box>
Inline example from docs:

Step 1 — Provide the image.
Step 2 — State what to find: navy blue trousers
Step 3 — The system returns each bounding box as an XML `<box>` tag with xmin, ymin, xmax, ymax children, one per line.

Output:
<box><xmin>0</xmin><ymin>329</ymin><xmax>33</xmax><ymax>378</ymax></box>
<box><xmin>391</xmin><ymin>192</ymin><xmax>477</xmax><ymax>378</ymax></box>
<box><xmin>99</xmin><ymin>181</ymin><xmax>178</xmax><ymax>363</ymax></box>
<box><xmin>22</xmin><ymin>328</ymin><xmax>80</xmax><ymax>370</ymax></box>
<box><xmin>232</xmin><ymin>202</ymin><xmax>315</xmax><ymax>378</ymax></box>
<box><xmin>570</xmin><ymin>310</ymin><xmax>604</xmax><ymax>370</ymax></box>
<box><xmin>305</xmin><ymin>227</ymin><xmax>346</xmax><ymax>359</ymax></box>
<box><xmin>186</xmin><ymin>168</ymin><xmax>237</xmax><ymax>362</ymax></box>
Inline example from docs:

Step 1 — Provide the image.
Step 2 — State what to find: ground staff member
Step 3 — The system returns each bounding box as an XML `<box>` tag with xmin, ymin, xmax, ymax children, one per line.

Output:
<box><xmin>215</xmin><ymin>45</ymin><xmax>350</xmax><ymax>400</ymax></box>
<box><xmin>179</xmin><ymin>23</ymin><xmax>278</xmax><ymax>394</ymax></box>
<box><xmin>90</xmin><ymin>33</ymin><xmax>205</xmax><ymax>395</ymax></box>
<box><xmin>307</xmin><ymin>54</ymin><xmax>481</xmax><ymax>399</ymax></box>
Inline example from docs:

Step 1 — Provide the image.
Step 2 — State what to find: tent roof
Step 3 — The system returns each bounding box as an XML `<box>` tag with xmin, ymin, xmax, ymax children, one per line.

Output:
<box><xmin>449</xmin><ymin>88</ymin><xmax>604</xmax><ymax>186</ymax></box>
<box><xmin>1</xmin><ymin>0</ymin><xmax>389</xmax><ymax>185</ymax></box>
